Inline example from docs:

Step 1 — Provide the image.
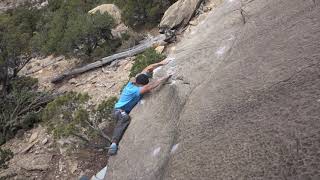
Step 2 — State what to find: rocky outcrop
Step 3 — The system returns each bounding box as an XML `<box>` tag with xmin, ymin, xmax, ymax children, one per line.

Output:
<box><xmin>107</xmin><ymin>0</ymin><xmax>320</xmax><ymax>179</ymax></box>
<box><xmin>159</xmin><ymin>0</ymin><xmax>204</xmax><ymax>32</ymax></box>
<box><xmin>0</xmin><ymin>126</ymin><xmax>55</xmax><ymax>179</ymax></box>
<box><xmin>0</xmin><ymin>124</ymin><xmax>109</xmax><ymax>179</ymax></box>
<box><xmin>0</xmin><ymin>0</ymin><xmax>48</xmax><ymax>12</ymax></box>
<box><xmin>111</xmin><ymin>23</ymin><xmax>129</xmax><ymax>38</ymax></box>
<box><xmin>88</xmin><ymin>4</ymin><xmax>122</xmax><ymax>25</ymax></box>
<box><xmin>89</xmin><ymin>4</ymin><xmax>130</xmax><ymax>39</ymax></box>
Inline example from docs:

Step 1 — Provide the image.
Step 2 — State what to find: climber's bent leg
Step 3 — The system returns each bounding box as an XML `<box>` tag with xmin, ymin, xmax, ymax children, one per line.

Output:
<box><xmin>108</xmin><ymin>109</ymin><xmax>130</xmax><ymax>155</ymax></box>
<box><xmin>111</xmin><ymin>109</ymin><xmax>131</xmax><ymax>144</ymax></box>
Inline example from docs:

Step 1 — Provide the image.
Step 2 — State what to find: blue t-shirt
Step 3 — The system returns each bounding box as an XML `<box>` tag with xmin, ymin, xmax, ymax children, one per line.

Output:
<box><xmin>115</xmin><ymin>82</ymin><xmax>142</xmax><ymax>113</ymax></box>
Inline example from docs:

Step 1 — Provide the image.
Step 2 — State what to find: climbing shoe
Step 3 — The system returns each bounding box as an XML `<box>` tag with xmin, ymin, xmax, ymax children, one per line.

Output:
<box><xmin>108</xmin><ymin>143</ymin><xmax>118</xmax><ymax>156</ymax></box>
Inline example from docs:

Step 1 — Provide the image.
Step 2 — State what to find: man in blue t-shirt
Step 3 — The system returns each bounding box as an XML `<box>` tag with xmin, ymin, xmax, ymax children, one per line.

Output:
<box><xmin>108</xmin><ymin>59</ymin><xmax>171</xmax><ymax>155</ymax></box>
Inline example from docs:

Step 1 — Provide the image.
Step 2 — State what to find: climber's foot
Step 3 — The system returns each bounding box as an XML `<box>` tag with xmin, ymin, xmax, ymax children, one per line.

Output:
<box><xmin>108</xmin><ymin>143</ymin><xmax>118</xmax><ymax>156</ymax></box>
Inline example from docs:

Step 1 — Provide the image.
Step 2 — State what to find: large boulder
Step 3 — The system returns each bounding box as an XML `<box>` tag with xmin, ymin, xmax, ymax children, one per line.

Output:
<box><xmin>89</xmin><ymin>4</ymin><xmax>129</xmax><ymax>39</ymax></box>
<box><xmin>107</xmin><ymin>0</ymin><xmax>320</xmax><ymax>179</ymax></box>
<box><xmin>88</xmin><ymin>4</ymin><xmax>122</xmax><ymax>25</ymax></box>
<box><xmin>159</xmin><ymin>0</ymin><xmax>203</xmax><ymax>32</ymax></box>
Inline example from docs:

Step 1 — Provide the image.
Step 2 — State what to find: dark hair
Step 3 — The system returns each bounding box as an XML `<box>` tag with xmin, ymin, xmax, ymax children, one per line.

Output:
<box><xmin>136</xmin><ymin>74</ymin><xmax>149</xmax><ymax>85</ymax></box>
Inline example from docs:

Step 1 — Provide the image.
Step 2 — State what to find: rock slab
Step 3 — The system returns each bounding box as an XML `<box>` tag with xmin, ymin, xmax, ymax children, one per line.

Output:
<box><xmin>159</xmin><ymin>0</ymin><xmax>203</xmax><ymax>31</ymax></box>
<box><xmin>107</xmin><ymin>0</ymin><xmax>320</xmax><ymax>179</ymax></box>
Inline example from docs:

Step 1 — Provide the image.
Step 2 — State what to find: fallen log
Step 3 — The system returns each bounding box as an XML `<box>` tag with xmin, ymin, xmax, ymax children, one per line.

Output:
<box><xmin>51</xmin><ymin>34</ymin><xmax>168</xmax><ymax>83</ymax></box>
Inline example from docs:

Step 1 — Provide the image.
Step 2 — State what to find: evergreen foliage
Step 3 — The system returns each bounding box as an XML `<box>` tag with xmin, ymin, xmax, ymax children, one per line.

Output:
<box><xmin>96</xmin><ymin>96</ymin><xmax>118</xmax><ymax>122</ymax></box>
<box><xmin>0</xmin><ymin>0</ymin><xmax>121</xmax><ymax>64</ymax></box>
<box><xmin>32</xmin><ymin>0</ymin><xmax>120</xmax><ymax>61</ymax></box>
<box><xmin>114</xmin><ymin>0</ymin><xmax>175</xmax><ymax>28</ymax></box>
<box><xmin>43</xmin><ymin>92</ymin><xmax>90</xmax><ymax>139</ymax></box>
<box><xmin>129</xmin><ymin>48</ymin><xmax>165</xmax><ymax>78</ymax></box>
<box><xmin>0</xmin><ymin>148</ymin><xmax>13</xmax><ymax>169</ymax></box>
<box><xmin>0</xmin><ymin>77</ymin><xmax>48</xmax><ymax>145</ymax></box>
<box><xmin>0</xmin><ymin>7</ymin><xmax>40</xmax><ymax>95</ymax></box>
<box><xmin>43</xmin><ymin>92</ymin><xmax>117</xmax><ymax>142</ymax></box>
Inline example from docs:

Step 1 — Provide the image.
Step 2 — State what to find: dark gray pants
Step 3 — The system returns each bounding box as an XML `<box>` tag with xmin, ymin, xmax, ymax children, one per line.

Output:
<box><xmin>111</xmin><ymin>109</ymin><xmax>131</xmax><ymax>144</ymax></box>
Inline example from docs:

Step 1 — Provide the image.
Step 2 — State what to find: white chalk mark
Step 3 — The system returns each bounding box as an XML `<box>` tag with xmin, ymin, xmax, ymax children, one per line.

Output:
<box><xmin>152</xmin><ymin>147</ymin><xmax>161</xmax><ymax>156</ymax></box>
<box><xmin>167</xmin><ymin>67</ymin><xmax>176</xmax><ymax>75</ymax></box>
<box><xmin>227</xmin><ymin>35</ymin><xmax>235</xmax><ymax>41</ymax></box>
<box><xmin>166</xmin><ymin>57</ymin><xmax>175</xmax><ymax>63</ymax></box>
<box><xmin>153</xmin><ymin>66</ymin><xmax>162</xmax><ymax>74</ymax></box>
<box><xmin>170</xmin><ymin>143</ymin><xmax>179</xmax><ymax>154</ymax></box>
<box><xmin>140</xmin><ymin>100</ymin><xmax>145</xmax><ymax>105</ymax></box>
<box><xmin>216</xmin><ymin>46</ymin><xmax>226</xmax><ymax>56</ymax></box>
<box><xmin>170</xmin><ymin>80</ymin><xmax>177</xmax><ymax>85</ymax></box>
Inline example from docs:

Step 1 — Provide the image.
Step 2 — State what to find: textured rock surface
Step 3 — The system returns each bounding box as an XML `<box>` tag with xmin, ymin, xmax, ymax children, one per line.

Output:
<box><xmin>16</xmin><ymin>154</ymin><xmax>52</xmax><ymax>171</ymax></box>
<box><xmin>159</xmin><ymin>0</ymin><xmax>204</xmax><ymax>31</ymax></box>
<box><xmin>107</xmin><ymin>0</ymin><xmax>320</xmax><ymax>179</ymax></box>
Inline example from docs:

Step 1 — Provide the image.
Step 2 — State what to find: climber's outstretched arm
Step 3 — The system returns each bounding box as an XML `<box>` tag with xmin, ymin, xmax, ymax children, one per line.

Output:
<box><xmin>142</xmin><ymin>59</ymin><xmax>168</xmax><ymax>74</ymax></box>
<box><xmin>140</xmin><ymin>75</ymin><xmax>171</xmax><ymax>94</ymax></box>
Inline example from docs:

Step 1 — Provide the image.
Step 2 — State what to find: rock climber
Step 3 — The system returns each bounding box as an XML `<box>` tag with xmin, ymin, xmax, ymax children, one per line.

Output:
<box><xmin>108</xmin><ymin>59</ymin><xmax>171</xmax><ymax>155</ymax></box>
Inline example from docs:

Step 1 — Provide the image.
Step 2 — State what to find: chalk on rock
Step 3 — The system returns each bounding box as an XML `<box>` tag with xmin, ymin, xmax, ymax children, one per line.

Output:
<box><xmin>166</xmin><ymin>57</ymin><xmax>175</xmax><ymax>63</ymax></box>
<box><xmin>169</xmin><ymin>80</ymin><xmax>177</xmax><ymax>85</ymax></box>
<box><xmin>153</xmin><ymin>66</ymin><xmax>162</xmax><ymax>75</ymax></box>
<box><xmin>152</xmin><ymin>147</ymin><xmax>161</xmax><ymax>157</ymax></box>
<box><xmin>167</xmin><ymin>67</ymin><xmax>176</xmax><ymax>75</ymax></box>
<box><xmin>170</xmin><ymin>143</ymin><xmax>179</xmax><ymax>154</ymax></box>
<box><xmin>216</xmin><ymin>46</ymin><xmax>226</xmax><ymax>56</ymax></box>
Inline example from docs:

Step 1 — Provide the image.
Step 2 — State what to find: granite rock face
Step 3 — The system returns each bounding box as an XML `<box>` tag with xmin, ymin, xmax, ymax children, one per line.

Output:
<box><xmin>107</xmin><ymin>0</ymin><xmax>320</xmax><ymax>179</ymax></box>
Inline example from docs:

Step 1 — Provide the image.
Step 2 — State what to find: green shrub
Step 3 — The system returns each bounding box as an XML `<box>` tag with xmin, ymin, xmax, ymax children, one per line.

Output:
<box><xmin>114</xmin><ymin>0</ymin><xmax>174</xmax><ymax>28</ymax></box>
<box><xmin>10</xmin><ymin>76</ymin><xmax>38</xmax><ymax>91</ymax></box>
<box><xmin>0</xmin><ymin>7</ymin><xmax>39</xmax><ymax>57</ymax></box>
<box><xmin>1</xmin><ymin>1</ymin><xmax>122</xmax><ymax>63</ymax></box>
<box><xmin>32</xmin><ymin>0</ymin><xmax>120</xmax><ymax>61</ymax></box>
<box><xmin>0</xmin><ymin>148</ymin><xmax>13</xmax><ymax>169</ymax></box>
<box><xmin>96</xmin><ymin>96</ymin><xmax>118</xmax><ymax>122</ymax></box>
<box><xmin>0</xmin><ymin>77</ymin><xmax>48</xmax><ymax>145</ymax></box>
<box><xmin>43</xmin><ymin>92</ymin><xmax>90</xmax><ymax>139</ymax></box>
<box><xmin>43</xmin><ymin>93</ymin><xmax>118</xmax><ymax>142</ymax></box>
<box><xmin>129</xmin><ymin>48</ymin><xmax>166</xmax><ymax>78</ymax></box>
<box><xmin>0</xmin><ymin>7</ymin><xmax>40</xmax><ymax>78</ymax></box>
<box><xmin>0</xmin><ymin>90</ymin><xmax>43</xmax><ymax>144</ymax></box>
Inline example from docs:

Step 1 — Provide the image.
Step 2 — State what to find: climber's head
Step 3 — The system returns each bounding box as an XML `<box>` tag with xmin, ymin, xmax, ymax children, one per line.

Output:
<box><xmin>135</xmin><ymin>74</ymin><xmax>149</xmax><ymax>85</ymax></box>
